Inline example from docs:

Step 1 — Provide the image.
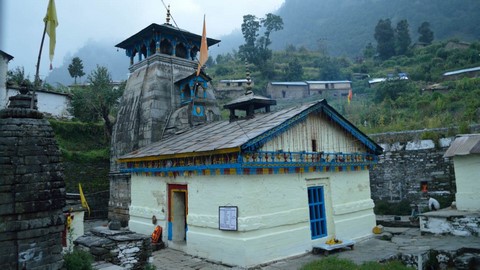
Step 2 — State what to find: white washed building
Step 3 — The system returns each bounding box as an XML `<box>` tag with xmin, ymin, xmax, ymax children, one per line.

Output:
<box><xmin>444</xmin><ymin>134</ymin><xmax>480</xmax><ymax>211</ymax></box>
<box><xmin>118</xmin><ymin>99</ymin><xmax>382</xmax><ymax>267</ymax></box>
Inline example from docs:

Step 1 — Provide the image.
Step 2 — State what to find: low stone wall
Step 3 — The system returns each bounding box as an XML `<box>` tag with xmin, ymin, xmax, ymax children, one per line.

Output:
<box><xmin>74</xmin><ymin>227</ymin><xmax>151</xmax><ymax>269</ymax></box>
<box><xmin>384</xmin><ymin>248</ymin><xmax>480</xmax><ymax>269</ymax></box>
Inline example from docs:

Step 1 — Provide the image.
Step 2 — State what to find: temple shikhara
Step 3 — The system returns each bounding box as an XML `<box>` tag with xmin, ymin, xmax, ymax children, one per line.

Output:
<box><xmin>110</xmin><ymin>8</ymin><xmax>382</xmax><ymax>268</ymax></box>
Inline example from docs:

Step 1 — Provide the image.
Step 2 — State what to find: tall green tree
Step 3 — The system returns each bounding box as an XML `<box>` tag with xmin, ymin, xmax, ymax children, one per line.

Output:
<box><xmin>68</xmin><ymin>57</ymin><xmax>86</xmax><ymax>84</ymax></box>
<box><xmin>363</xmin><ymin>42</ymin><xmax>375</xmax><ymax>59</ymax></box>
<box><xmin>395</xmin><ymin>19</ymin><xmax>411</xmax><ymax>55</ymax></box>
<box><xmin>238</xmin><ymin>13</ymin><xmax>283</xmax><ymax>75</ymax></box>
<box><xmin>418</xmin><ymin>22</ymin><xmax>434</xmax><ymax>44</ymax></box>
<box><xmin>69</xmin><ymin>66</ymin><xmax>124</xmax><ymax>138</ymax></box>
<box><xmin>374</xmin><ymin>19</ymin><xmax>395</xmax><ymax>60</ymax></box>
<box><xmin>284</xmin><ymin>57</ymin><xmax>303</xmax><ymax>81</ymax></box>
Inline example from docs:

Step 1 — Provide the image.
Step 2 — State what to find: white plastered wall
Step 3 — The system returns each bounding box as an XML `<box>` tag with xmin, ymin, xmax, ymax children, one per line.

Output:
<box><xmin>453</xmin><ymin>155</ymin><xmax>480</xmax><ymax>211</ymax></box>
<box><xmin>129</xmin><ymin>175</ymin><xmax>168</xmax><ymax>239</ymax></box>
<box><xmin>128</xmin><ymin>168</ymin><xmax>375</xmax><ymax>267</ymax></box>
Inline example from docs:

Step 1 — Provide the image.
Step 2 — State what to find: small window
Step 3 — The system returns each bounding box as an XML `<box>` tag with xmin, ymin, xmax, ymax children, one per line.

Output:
<box><xmin>237</xmin><ymin>82</ymin><xmax>242</xmax><ymax>87</ymax></box>
<box><xmin>421</xmin><ymin>181</ymin><xmax>428</xmax><ymax>193</ymax></box>
<box><xmin>226</xmin><ymin>82</ymin><xmax>230</xmax><ymax>86</ymax></box>
<box><xmin>312</xmin><ymin>139</ymin><xmax>317</xmax><ymax>152</ymax></box>
<box><xmin>282</xmin><ymin>91</ymin><xmax>286</xmax><ymax>98</ymax></box>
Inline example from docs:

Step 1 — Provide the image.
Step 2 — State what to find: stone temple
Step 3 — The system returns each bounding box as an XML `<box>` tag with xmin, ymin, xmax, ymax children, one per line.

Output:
<box><xmin>109</xmin><ymin>12</ymin><xmax>221</xmax><ymax>225</ymax></box>
<box><xmin>0</xmin><ymin>86</ymin><xmax>66</xmax><ymax>269</ymax></box>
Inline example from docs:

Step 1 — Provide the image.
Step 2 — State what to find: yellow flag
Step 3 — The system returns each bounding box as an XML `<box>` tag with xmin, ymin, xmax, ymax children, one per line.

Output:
<box><xmin>196</xmin><ymin>15</ymin><xmax>208</xmax><ymax>76</ymax></box>
<box><xmin>79</xmin><ymin>183</ymin><xmax>91</xmax><ymax>216</ymax></box>
<box><xmin>44</xmin><ymin>0</ymin><xmax>58</xmax><ymax>69</ymax></box>
<box><xmin>348</xmin><ymin>89</ymin><xmax>353</xmax><ymax>104</ymax></box>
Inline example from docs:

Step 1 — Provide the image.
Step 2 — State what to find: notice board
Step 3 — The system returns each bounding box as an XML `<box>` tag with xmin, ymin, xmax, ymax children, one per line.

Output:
<box><xmin>219</xmin><ymin>206</ymin><xmax>238</xmax><ymax>231</ymax></box>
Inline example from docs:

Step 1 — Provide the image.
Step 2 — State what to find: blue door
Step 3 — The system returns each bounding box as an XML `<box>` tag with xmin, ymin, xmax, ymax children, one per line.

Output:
<box><xmin>308</xmin><ymin>186</ymin><xmax>327</xmax><ymax>239</ymax></box>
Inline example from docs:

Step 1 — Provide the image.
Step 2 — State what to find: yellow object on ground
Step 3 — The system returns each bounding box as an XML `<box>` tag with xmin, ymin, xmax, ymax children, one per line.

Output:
<box><xmin>373</xmin><ymin>225</ymin><xmax>384</xmax><ymax>234</ymax></box>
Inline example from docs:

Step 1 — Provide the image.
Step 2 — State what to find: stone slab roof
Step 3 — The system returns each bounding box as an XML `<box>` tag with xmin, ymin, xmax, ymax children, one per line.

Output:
<box><xmin>119</xmin><ymin>99</ymin><xmax>382</xmax><ymax>162</ymax></box>
<box><xmin>444</xmin><ymin>134</ymin><xmax>480</xmax><ymax>157</ymax></box>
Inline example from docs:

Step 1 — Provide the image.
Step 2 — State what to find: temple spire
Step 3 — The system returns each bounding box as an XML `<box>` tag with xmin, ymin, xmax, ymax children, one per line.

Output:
<box><xmin>166</xmin><ymin>5</ymin><xmax>171</xmax><ymax>25</ymax></box>
<box><xmin>245</xmin><ymin>61</ymin><xmax>252</xmax><ymax>95</ymax></box>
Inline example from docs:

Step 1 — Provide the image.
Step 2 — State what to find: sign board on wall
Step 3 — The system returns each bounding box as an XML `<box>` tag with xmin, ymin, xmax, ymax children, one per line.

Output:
<box><xmin>219</xmin><ymin>206</ymin><xmax>238</xmax><ymax>231</ymax></box>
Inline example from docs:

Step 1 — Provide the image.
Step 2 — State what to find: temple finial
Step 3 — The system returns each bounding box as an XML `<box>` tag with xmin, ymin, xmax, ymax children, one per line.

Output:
<box><xmin>245</xmin><ymin>61</ymin><xmax>253</xmax><ymax>95</ymax></box>
<box><xmin>166</xmin><ymin>5</ymin><xmax>171</xmax><ymax>25</ymax></box>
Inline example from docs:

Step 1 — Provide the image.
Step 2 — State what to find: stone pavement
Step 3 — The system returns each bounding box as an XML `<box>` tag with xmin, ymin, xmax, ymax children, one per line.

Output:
<box><xmin>150</xmin><ymin>227</ymin><xmax>480</xmax><ymax>270</ymax></box>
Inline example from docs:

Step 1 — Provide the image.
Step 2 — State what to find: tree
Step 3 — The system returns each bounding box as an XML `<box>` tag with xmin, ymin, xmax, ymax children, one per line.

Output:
<box><xmin>238</xmin><ymin>13</ymin><xmax>283</xmax><ymax>73</ymax></box>
<box><xmin>68</xmin><ymin>57</ymin><xmax>85</xmax><ymax>84</ymax></box>
<box><xmin>374</xmin><ymin>19</ymin><xmax>395</xmax><ymax>60</ymax></box>
<box><xmin>316</xmin><ymin>56</ymin><xmax>342</xmax><ymax>80</ymax></box>
<box><xmin>284</xmin><ymin>57</ymin><xmax>303</xmax><ymax>81</ymax></box>
<box><xmin>7</xmin><ymin>66</ymin><xmax>32</xmax><ymax>86</ymax></box>
<box><xmin>69</xmin><ymin>66</ymin><xmax>124</xmax><ymax>138</ymax></box>
<box><xmin>418</xmin><ymin>22</ymin><xmax>434</xmax><ymax>44</ymax></box>
<box><xmin>363</xmin><ymin>42</ymin><xmax>375</xmax><ymax>59</ymax></box>
<box><xmin>395</xmin><ymin>19</ymin><xmax>411</xmax><ymax>55</ymax></box>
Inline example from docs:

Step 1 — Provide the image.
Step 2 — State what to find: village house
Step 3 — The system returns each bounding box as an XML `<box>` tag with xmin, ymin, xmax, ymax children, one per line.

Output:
<box><xmin>0</xmin><ymin>50</ymin><xmax>14</xmax><ymax>109</ymax></box>
<box><xmin>215</xmin><ymin>79</ymin><xmax>254</xmax><ymax>100</ymax></box>
<box><xmin>266</xmin><ymin>80</ymin><xmax>352</xmax><ymax>100</ymax></box>
<box><xmin>118</xmin><ymin>97</ymin><xmax>383</xmax><ymax>267</ymax></box>
<box><xmin>0</xmin><ymin>50</ymin><xmax>71</xmax><ymax>118</ymax></box>
<box><xmin>443</xmin><ymin>134</ymin><xmax>480</xmax><ymax>211</ymax></box>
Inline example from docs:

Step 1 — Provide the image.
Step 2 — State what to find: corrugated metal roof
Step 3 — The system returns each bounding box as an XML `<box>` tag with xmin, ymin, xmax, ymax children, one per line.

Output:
<box><xmin>219</xmin><ymin>79</ymin><xmax>249</xmax><ymax>83</ymax></box>
<box><xmin>444</xmin><ymin>134</ymin><xmax>480</xmax><ymax>157</ymax></box>
<box><xmin>270</xmin><ymin>82</ymin><xmax>307</xmax><ymax>86</ymax></box>
<box><xmin>119</xmin><ymin>100</ymin><xmax>383</xmax><ymax>161</ymax></box>
<box><xmin>306</xmin><ymin>80</ymin><xmax>351</xmax><ymax>84</ymax></box>
<box><xmin>443</xmin><ymin>66</ymin><xmax>480</xmax><ymax>77</ymax></box>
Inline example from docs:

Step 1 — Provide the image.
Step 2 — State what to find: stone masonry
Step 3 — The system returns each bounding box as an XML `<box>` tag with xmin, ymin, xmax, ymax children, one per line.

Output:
<box><xmin>369</xmin><ymin>126</ymin><xmax>480</xmax><ymax>204</ymax></box>
<box><xmin>0</xmin><ymin>90</ymin><xmax>66</xmax><ymax>269</ymax></box>
<box><xmin>75</xmin><ymin>226</ymin><xmax>151</xmax><ymax>270</ymax></box>
<box><xmin>109</xmin><ymin>55</ymin><xmax>220</xmax><ymax>225</ymax></box>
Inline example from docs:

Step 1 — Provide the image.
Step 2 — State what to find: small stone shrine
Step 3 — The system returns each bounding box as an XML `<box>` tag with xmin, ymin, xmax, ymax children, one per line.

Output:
<box><xmin>0</xmin><ymin>86</ymin><xmax>66</xmax><ymax>269</ymax></box>
<box><xmin>74</xmin><ymin>226</ymin><xmax>151</xmax><ymax>270</ymax></box>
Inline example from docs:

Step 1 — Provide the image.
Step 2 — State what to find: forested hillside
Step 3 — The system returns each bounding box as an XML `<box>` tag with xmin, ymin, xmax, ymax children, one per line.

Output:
<box><xmin>271</xmin><ymin>0</ymin><xmax>480</xmax><ymax>57</ymax></box>
<box><xmin>209</xmin><ymin>39</ymin><xmax>480</xmax><ymax>134</ymax></box>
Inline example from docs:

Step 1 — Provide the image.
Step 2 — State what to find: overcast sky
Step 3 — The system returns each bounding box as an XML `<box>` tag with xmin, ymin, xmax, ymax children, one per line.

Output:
<box><xmin>1</xmin><ymin>0</ymin><xmax>284</xmax><ymax>79</ymax></box>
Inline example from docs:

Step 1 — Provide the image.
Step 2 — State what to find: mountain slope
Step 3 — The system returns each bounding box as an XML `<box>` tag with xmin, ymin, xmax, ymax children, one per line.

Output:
<box><xmin>272</xmin><ymin>0</ymin><xmax>480</xmax><ymax>56</ymax></box>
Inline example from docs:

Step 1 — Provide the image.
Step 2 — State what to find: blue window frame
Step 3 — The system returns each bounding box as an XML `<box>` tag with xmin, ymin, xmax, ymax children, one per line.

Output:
<box><xmin>308</xmin><ymin>186</ymin><xmax>327</xmax><ymax>239</ymax></box>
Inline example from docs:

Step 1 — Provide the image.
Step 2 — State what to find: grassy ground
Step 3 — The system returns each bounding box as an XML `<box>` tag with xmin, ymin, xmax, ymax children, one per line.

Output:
<box><xmin>301</xmin><ymin>257</ymin><xmax>414</xmax><ymax>270</ymax></box>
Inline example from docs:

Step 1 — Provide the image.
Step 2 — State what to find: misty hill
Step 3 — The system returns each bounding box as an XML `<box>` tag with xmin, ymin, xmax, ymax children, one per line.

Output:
<box><xmin>219</xmin><ymin>0</ymin><xmax>480</xmax><ymax>57</ymax></box>
<box><xmin>45</xmin><ymin>41</ymin><xmax>129</xmax><ymax>86</ymax></box>
<box><xmin>46</xmin><ymin>0</ymin><xmax>480</xmax><ymax>85</ymax></box>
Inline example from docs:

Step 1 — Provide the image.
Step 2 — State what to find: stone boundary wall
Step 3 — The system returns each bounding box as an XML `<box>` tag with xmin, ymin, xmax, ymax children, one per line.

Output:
<box><xmin>368</xmin><ymin>125</ymin><xmax>480</xmax><ymax>203</ymax></box>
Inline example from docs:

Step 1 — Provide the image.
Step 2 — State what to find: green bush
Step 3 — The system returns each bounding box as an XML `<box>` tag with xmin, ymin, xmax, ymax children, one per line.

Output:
<box><xmin>63</xmin><ymin>250</ymin><xmax>93</xmax><ymax>270</ymax></box>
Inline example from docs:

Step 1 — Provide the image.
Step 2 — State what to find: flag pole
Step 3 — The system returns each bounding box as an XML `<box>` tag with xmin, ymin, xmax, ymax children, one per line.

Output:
<box><xmin>32</xmin><ymin>21</ymin><xmax>48</xmax><ymax>109</ymax></box>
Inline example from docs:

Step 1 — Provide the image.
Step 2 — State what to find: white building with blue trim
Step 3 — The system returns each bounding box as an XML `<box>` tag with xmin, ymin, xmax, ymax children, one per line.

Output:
<box><xmin>118</xmin><ymin>98</ymin><xmax>382</xmax><ymax>267</ymax></box>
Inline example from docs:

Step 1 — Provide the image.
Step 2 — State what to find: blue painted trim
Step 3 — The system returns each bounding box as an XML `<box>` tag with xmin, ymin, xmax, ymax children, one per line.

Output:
<box><xmin>168</xmin><ymin>221</ymin><xmax>172</xmax><ymax>240</ymax></box>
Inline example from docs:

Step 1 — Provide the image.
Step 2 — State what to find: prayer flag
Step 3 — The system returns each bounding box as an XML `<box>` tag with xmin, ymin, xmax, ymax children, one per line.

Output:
<box><xmin>196</xmin><ymin>16</ymin><xmax>208</xmax><ymax>76</ymax></box>
<box><xmin>79</xmin><ymin>183</ymin><xmax>91</xmax><ymax>216</ymax></box>
<box><xmin>348</xmin><ymin>89</ymin><xmax>353</xmax><ymax>104</ymax></box>
<box><xmin>44</xmin><ymin>0</ymin><xmax>58</xmax><ymax>69</ymax></box>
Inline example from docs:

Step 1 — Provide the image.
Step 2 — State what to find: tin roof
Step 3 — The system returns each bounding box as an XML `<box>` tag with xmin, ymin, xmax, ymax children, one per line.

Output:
<box><xmin>119</xmin><ymin>99</ymin><xmax>382</xmax><ymax>162</ymax></box>
<box><xmin>0</xmin><ymin>50</ymin><xmax>14</xmax><ymax>61</ymax></box>
<box><xmin>306</xmin><ymin>80</ymin><xmax>351</xmax><ymax>84</ymax></box>
<box><xmin>443</xmin><ymin>66</ymin><xmax>480</xmax><ymax>77</ymax></box>
<box><xmin>444</xmin><ymin>134</ymin><xmax>480</xmax><ymax>157</ymax></box>
<box><xmin>270</xmin><ymin>82</ymin><xmax>307</xmax><ymax>86</ymax></box>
